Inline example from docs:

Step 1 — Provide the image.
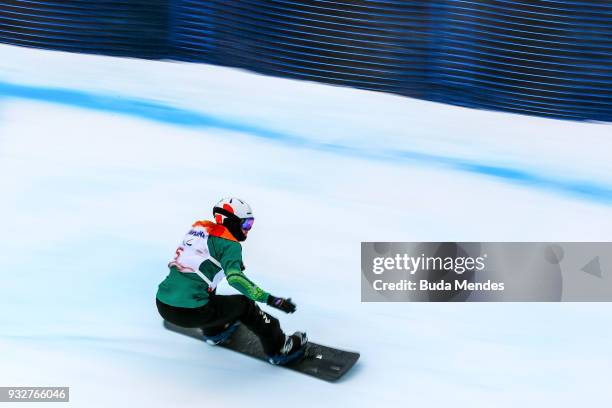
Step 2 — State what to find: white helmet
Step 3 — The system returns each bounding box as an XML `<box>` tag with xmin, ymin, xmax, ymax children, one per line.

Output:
<box><xmin>212</xmin><ymin>197</ymin><xmax>254</xmax><ymax>241</ymax></box>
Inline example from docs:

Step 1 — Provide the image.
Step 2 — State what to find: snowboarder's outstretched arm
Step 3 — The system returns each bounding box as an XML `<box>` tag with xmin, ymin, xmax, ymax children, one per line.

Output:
<box><xmin>225</xmin><ymin>269</ymin><xmax>269</xmax><ymax>302</ymax></box>
<box><xmin>220</xmin><ymin>241</ymin><xmax>296</xmax><ymax>313</ymax></box>
<box><xmin>226</xmin><ymin>269</ymin><xmax>296</xmax><ymax>313</ymax></box>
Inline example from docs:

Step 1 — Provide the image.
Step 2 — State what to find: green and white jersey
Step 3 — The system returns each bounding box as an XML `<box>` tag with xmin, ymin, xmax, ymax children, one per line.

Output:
<box><xmin>156</xmin><ymin>220</ymin><xmax>270</xmax><ymax>308</ymax></box>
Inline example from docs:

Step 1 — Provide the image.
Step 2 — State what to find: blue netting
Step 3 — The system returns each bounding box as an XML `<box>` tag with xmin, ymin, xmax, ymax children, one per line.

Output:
<box><xmin>0</xmin><ymin>0</ymin><xmax>168</xmax><ymax>58</ymax></box>
<box><xmin>170</xmin><ymin>0</ymin><xmax>431</xmax><ymax>96</ymax></box>
<box><xmin>426</xmin><ymin>0</ymin><xmax>612</xmax><ymax>120</ymax></box>
<box><xmin>1</xmin><ymin>0</ymin><xmax>611</xmax><ymax>121</ymax></box>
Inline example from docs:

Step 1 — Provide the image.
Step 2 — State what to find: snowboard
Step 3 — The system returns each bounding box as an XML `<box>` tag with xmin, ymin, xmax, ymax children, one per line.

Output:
<box><xmin>163</xmin><ymin>321</ymin><xmax>360</xmax><ymax>382</ymax></box>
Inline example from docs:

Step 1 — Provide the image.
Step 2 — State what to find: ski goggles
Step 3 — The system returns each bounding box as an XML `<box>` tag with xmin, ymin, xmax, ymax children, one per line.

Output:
<box><xmin>240</xmin><ymin>217</ymin><xmax>255</xmax><ymax>231</ymax></box>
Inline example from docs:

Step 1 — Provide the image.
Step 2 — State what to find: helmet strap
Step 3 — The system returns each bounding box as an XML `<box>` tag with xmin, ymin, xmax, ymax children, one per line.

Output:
<box><xmin>213</xmin><ymin>206</ymin><xmax>247</xmax><ymax>241</ymax></box>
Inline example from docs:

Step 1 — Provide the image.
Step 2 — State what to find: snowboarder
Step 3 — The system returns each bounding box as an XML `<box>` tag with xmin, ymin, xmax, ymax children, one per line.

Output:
<box><xmin>156</xmin><ymin>197</ymin><xmax>307</xmax><ymax>365</ymax></box>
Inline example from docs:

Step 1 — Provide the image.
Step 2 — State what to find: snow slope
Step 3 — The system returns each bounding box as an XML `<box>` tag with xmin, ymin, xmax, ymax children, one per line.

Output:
<box><xmin>1</xmin><ymin>44</ymin><xmax>611</xmax><ymax>407</ymax></box>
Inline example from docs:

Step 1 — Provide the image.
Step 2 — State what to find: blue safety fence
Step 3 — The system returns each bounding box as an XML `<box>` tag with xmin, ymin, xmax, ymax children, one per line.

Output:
<box><xmin>170</xmin><ymin>1</ymin><xmax>431</xmax><ymax>98</ymax></box>
<box><xmin>1</xmin><ymin>0</ymin><xmax>611</xmax><ymax>121</ymax></box>
<box><xmin>426</xmin><ymin>0</ymin><xmax>612</xmax><ymax>121</ymax></box>
<box><xmin>0</xmin><ymin>0</ymin><xmax>168</xmax><ymax>58</ymax></box>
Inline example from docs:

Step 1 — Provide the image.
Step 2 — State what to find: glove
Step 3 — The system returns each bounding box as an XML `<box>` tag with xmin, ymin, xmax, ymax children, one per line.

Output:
<box><xmin>267</xmin><ymin>295</ymin><xmax>297</xmax><ymax>314</ymax></box>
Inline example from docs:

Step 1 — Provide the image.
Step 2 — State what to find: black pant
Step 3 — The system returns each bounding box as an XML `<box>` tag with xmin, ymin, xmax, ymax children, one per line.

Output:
<box><xmin>156</xmin><ymin>295</ymin><xmax>285</xmax><ymax>356</ymax></box>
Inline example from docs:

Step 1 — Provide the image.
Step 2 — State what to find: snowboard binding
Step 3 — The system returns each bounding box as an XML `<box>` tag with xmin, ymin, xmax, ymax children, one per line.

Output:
<box><xmin>202</xmin><ymin>321</ymin><xmax>240</xmax><ymax>346</ymax></box>
<box><xmin>268</xmin><ymin>332</ymin><xmax>308</xmax><ymax>365</ymax></box>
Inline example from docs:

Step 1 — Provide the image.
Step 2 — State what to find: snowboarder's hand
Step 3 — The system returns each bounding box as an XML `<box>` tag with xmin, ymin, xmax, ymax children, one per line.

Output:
<box><xmin>267</xmin><ymin>295</ymin><xmax>296</xmax><ymax>314</ymax></box>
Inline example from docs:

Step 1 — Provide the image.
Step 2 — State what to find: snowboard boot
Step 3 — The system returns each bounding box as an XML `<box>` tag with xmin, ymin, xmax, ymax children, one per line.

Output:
<box><xmin>202</xmin><ymin>321</ymin><xmax>240</xmax><ymax>346</ymax></box>
<box><xmin>268</xmin><ymin>331</ymin><xmax>308</xmax><ymax>365</ymax></box>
